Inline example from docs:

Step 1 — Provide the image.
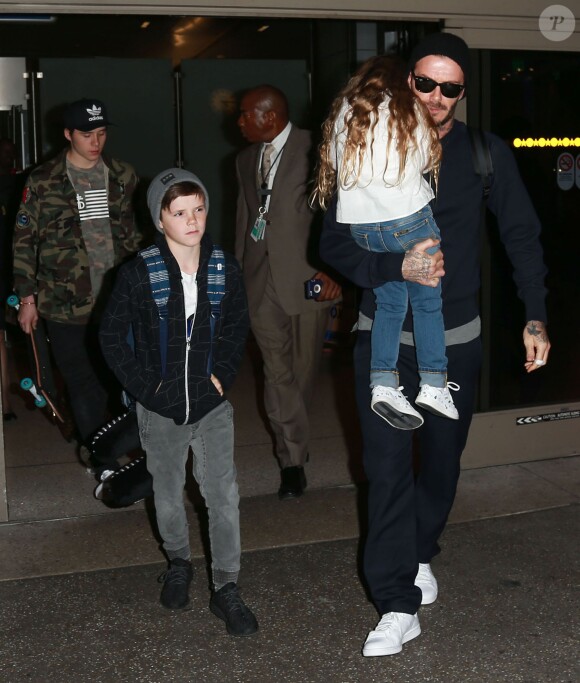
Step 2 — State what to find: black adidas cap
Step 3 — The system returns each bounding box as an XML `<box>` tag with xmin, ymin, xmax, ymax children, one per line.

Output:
<box><xmin>63</xmin><ymin>98</ymin><xmax>112</xmax><ymax>132</ymax></box>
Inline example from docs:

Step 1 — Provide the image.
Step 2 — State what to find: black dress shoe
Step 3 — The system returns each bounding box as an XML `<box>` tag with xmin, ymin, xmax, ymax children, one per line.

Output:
<box><xmin>278</xmin><ymin>466</ymin><xmax>307</xmax><ymax>500</ymax></box>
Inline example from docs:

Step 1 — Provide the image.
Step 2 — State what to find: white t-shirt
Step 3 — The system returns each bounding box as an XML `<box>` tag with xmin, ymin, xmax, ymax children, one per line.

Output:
<box><xmin>332</xmin><ymin>97</ymin><xmax>435</xmax><ymax>224</ymax></box>
<box><xmin>181</xmin><ymin>271</ymin><xmax>198</xmax><ymax>322</ymax></box>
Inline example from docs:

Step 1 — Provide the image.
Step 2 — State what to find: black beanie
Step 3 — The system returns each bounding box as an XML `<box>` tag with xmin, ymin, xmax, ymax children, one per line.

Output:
<box><xmin>408</xmin><ymin>32</ymin><xmax>470</xmax><ymax>85</ymax></box>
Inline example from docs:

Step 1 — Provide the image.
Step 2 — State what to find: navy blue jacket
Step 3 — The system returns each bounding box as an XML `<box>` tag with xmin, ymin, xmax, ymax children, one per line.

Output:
<box><xmin>100</xmin><ymin>232</ymin><xmax>249</xmax><ymax>424</ymax></box>
<box><xmin>320</xmin><ymin>121</ymin><xmax>548</xmax><ymax>331</ymax></box>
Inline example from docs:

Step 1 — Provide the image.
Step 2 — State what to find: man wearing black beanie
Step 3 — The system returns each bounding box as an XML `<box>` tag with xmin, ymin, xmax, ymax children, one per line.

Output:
<box><xmin>320</xmin><ymin>32</ymin><xmax>550</xmax><ymax>656</ymax></box>
<box><xmin>407</xmin><ymin>31</ymin><xmax>470</xmax><ymax>136</ymax></box>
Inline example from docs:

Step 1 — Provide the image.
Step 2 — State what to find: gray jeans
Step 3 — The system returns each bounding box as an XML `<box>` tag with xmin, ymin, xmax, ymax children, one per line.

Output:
<box><xmin>137</xmin><ymin>400</ymin><xmax>240</xmax><ymax>589</ymax></box>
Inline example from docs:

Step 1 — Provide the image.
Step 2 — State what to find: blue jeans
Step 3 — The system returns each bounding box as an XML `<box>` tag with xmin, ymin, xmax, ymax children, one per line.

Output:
<box><xmin>137</xmin><ymin>400</ymin><xmax>240</xmax><ymax>590</ymax></box>
<box><xmin>350</xmin><ymin>205</ymin><xmax>447</xmax><ymax>389</ymax></box>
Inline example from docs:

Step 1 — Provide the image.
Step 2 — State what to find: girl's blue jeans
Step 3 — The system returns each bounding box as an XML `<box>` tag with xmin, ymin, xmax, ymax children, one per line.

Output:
<box><xmin>350</xmin><ymin>204</ymin><xmax>448</xmax><ymax>389</ymax></box>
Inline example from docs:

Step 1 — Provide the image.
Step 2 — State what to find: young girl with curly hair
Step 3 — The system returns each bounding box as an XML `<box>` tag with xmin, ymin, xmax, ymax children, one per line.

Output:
<box><xmin>314</xmin><ymin>55</ymin><xmax>459</xmax><ymax>429</ymax></box>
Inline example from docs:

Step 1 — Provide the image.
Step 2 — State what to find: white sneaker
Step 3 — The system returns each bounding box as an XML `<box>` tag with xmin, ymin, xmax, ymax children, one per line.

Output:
<box><xmin>94</xmin><ymin>469</ymin><xmax>116</xmax><ymax>500</ymax></box>
<box><xmin>415</xmin><ymin>563</ymin><xmax>438</xmax><ymax>605</ymax></box>
<box><xmin>415</xmin><ymin>382</ymin><xmax>460</xmax><ymax>419</ymax></box>
<box><xmin>362</xmin><ymin>612</ymin><xmax>421</xmax><ymax>657</ymax></box>
<box><xmin>371</xmin><ymin>386</ymin><xmax>424</xmax><ymax>430</ymax></box>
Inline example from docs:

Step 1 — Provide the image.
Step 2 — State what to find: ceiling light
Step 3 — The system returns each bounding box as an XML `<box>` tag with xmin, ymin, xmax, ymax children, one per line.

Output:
<box><xmin>0</xmin><ymin>14</ymin><xmax>55</xmax><ymax>22</ymax></box>
<box><xmin>257</xmin><ymin>25</ymin><xmax>270</xmax><ymax>32</ymax></box>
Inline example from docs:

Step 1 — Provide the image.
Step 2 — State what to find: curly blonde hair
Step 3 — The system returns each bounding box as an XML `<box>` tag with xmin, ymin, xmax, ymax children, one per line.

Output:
<box><xmin>313</xmin><ymin>55</ymin><xmax>441</xmax><ymax>210</ymax></box>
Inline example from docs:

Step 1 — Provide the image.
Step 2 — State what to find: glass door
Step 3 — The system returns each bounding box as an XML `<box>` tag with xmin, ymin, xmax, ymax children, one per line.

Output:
<box><xmin>483</xmin><ymin>50</ymin><xmax>579</xmax><ymax>411</ymax></box>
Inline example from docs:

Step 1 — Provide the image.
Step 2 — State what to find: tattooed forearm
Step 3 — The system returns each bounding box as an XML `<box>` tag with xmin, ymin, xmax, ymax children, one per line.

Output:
<box><xmin>402</xmin><ymin>249</ymin><xmax>432</xmax><ymax>283</ymax></box>
<box><xmin>526</xmin><ymin>320</ymin><xmax>548</xmax><ymax>343</ymax></box>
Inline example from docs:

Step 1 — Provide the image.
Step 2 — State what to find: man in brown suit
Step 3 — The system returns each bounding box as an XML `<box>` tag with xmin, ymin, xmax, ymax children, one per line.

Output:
<box><xmin>236</xmin><ymin>84</ymin><xmax>341</xmax><ymax>500</ymax></box>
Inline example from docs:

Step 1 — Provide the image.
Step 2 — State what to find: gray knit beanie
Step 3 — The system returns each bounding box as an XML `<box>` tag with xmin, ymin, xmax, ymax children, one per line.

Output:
<box><xmin>408</xmin><ymin>32</ymin><xmax>470</xmax><ymax>86</ymax></box>
<box><xmin>147</xmin><ymin>167</ymin><xmax>210</xmax><ymax>233</ymax></box>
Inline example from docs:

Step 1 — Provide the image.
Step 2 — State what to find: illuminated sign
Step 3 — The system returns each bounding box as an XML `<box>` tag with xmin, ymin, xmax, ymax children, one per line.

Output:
<box><xmin>557</xmin><ymin>153</ymin><xmax>574</xmax><ymax>190</ymax></box>
<box><xmin>514</xmin><ymin>137</ymin><xmax>580</xmax><ymax>148</ymax></box>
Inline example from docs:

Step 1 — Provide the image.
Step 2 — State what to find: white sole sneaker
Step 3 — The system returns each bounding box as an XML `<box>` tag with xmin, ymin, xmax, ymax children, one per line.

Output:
<box><xmin>415</xmin><ymin>563</ymin><xmax>438</xmax><ymax>605</ymax></box>
<box><xmin>371</xmin><ymin>386</ymin><xmax>424</xmax><ymax>430</ymax></box>
<box><xmin>362</xmin><ymin>612</ymin><xmax>421</xmax><ymax>657</ymax></box>
<box><xmin>415</xmin><ymin>383</ymin><xmax>459</xmax><ymax>420</ymax></box>
<box><xmin>93</xmin><ymin>469</ymin><xmax>116</xmax><ymax>500</ymax></box>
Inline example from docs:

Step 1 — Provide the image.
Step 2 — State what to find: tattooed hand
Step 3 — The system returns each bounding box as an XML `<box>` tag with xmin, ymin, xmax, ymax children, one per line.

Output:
<box><xmin>523</xmin><ymin>320</ymin><xmax>551</xmax><ymax>373</ymax></box>
<box><xmin>401</xmin><ymin>238</ymin><xmax>445</xmax><ymax>286</ymax></box>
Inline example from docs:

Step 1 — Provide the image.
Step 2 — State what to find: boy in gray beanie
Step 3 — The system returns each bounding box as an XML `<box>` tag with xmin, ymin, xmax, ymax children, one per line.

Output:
<box><xmin>146</xmin><ymin>167</ymin><xmax>210</xmax><ymax>231</ymax></box>
<box><xmin>100</xmin><ymin>168</ymin><xmax>258</xmax><ymax>636</ymax></box>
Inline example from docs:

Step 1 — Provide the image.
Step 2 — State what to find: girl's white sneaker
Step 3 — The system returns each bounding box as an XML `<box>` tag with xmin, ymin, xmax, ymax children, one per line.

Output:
<box><xmin>415</xmin><ymin>382</ymin><xmax>460</xmax><ymax>419</ymax></box>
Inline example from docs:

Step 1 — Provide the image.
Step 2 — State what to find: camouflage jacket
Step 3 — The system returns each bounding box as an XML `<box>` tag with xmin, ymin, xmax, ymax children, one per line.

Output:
<box><xmin>12</xmin><ymin>149</ymin><xmax>140</xmax><ymax>323</ymax></box>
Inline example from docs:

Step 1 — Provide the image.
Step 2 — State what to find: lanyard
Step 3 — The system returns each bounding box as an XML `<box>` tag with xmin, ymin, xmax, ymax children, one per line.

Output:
<box><xmin>259</xmin><ymin>145</ymin><xmax>285</xmax><ymax>215</ymax></box>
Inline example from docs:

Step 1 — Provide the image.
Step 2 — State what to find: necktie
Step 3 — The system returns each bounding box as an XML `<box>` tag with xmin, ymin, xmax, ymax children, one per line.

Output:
<box><xmin>260</xmin><ymin>143</ymin><xmax>276</xmax><ymax>186</ymax></box>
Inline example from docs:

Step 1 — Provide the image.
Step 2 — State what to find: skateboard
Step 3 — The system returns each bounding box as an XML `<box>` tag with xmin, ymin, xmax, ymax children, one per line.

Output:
<box><xmin>7</xmin><ymin>294</ymin><xmax>74</xmax><ymax>439</ymax></box>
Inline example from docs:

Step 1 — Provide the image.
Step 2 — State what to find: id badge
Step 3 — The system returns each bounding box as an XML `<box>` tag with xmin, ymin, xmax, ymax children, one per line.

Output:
<box><xmin>250</xmin><ymin>208</ymin><xmax>267</xmax><ymax>242</ymax></box>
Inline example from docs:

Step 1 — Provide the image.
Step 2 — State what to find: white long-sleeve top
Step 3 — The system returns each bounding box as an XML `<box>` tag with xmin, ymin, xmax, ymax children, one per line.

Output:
<box><xmin>333</xmin><ymin>97</ymin><xmax>435</xmax><ymax>224</ymax></box>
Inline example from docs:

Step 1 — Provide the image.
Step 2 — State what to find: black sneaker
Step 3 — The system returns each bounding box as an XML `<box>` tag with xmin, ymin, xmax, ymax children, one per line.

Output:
<box><xmin>209</xmin><ymin>583</ymin><xmax>259</xmax><ymax>636</ymax></box>
<box><xmin>158</xmin><ymin>558</ymin><xmax>193</xmax><ymax>610</ymax></box>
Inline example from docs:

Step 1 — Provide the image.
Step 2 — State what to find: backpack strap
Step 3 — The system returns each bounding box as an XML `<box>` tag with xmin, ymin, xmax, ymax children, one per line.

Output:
<box><xmin>206</xmin><ymin>246</ymin><xmax>226</xmax><ymax>374</ymax></box>
<box><xmin>467</xmin><ymin>127</ymin><xmax>494</xmax><ymax>200</ymax></box>
<box><xmin>135</xmin><ymin>244</ymin><xmax>225</xmax><ymax>378</ymax></box>
<box><xmin>468</xmin><ymin>128</ymin><xmax>494</xmax><ymax>413</ymax></box>
<box><xmin>139</xmin><ymin>245</ymin><xmax>170</xmax><ymax>376</ymax></box>
<box><xmin>207</xmin><ymin>246</ymin><xmax>225</xmax><ymax>326</ymax></box>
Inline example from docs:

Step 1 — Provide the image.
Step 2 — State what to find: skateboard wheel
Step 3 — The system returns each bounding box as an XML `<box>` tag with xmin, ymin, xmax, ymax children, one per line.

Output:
<box><xmin>20</xmin><ymin>377</ymin><xmax>47</xmax><ymax>408</ymax></box>
<box><xmin>7</xmin><ymin>294</ymin><xmax>19</xmax><ymax>308</ymax></box>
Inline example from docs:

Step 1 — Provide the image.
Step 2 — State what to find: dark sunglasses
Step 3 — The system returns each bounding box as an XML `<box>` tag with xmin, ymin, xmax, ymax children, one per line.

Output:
<box><xmin>412</xmin><ymin>73</ymin><xmax>465</xmax><ymax>99</ymax></box>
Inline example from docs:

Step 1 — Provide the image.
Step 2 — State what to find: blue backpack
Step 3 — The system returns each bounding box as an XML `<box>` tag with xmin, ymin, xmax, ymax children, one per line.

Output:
<box><xmin>130</xmin><ymin>243</ymin><xmax>225</xmax><ymax>377</ymax></box>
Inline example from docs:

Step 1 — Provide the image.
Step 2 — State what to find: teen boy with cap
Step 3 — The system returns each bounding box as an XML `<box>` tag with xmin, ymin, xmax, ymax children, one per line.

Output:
<box><xmin>100</xmin><ymin>168</ymin><xmax>258</xmax><ymax>636</ymax></box>
<box><xmin>13</xmin><ymin>98</ymin><xmax>139</xmax><ymax>448</ymax></box>
<box><xmin>319</xmin><ymin>32</ymin><xmax>550</xmax><ymax>656</ymax></box>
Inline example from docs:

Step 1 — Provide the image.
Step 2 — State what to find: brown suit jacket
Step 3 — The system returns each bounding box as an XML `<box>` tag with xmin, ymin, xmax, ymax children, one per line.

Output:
<box><xmin>235</xmin><ymin>125</ymin><xmax>332</xmax><ymax>317</ymax></box>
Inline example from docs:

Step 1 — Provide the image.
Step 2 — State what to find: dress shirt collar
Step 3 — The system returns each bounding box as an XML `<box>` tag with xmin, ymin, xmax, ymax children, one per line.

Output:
<box><xmin>264</xmin><ymin>121</ymin><xmax>292</xmax><ymax>154</ymax></box>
